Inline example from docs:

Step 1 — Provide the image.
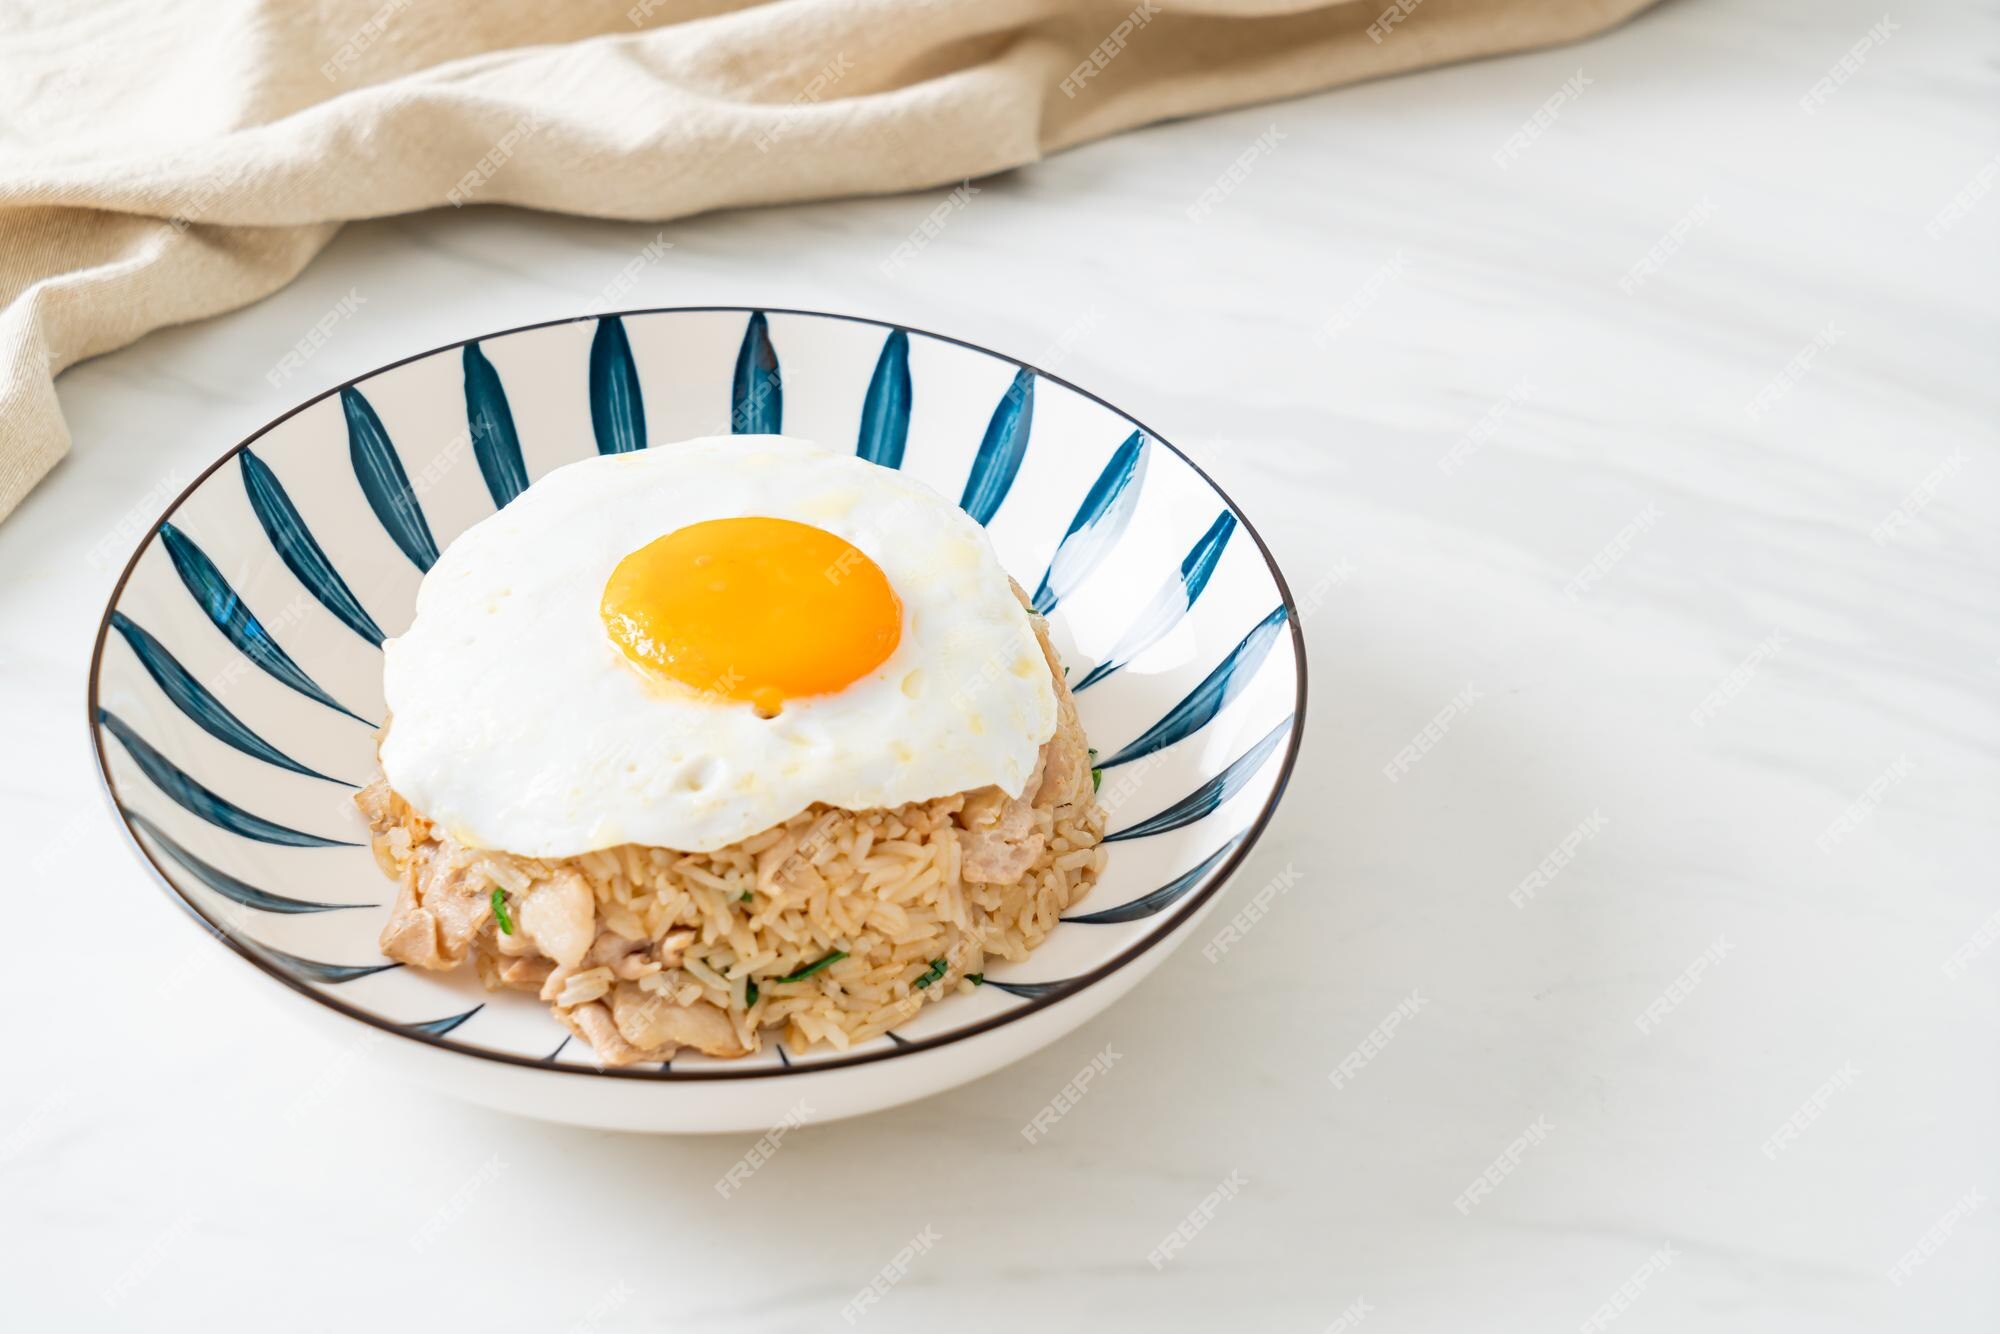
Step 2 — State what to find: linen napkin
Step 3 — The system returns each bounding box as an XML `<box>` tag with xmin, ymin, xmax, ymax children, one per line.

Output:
<box><xmin>0</xmin><ymin>0</ymin><xmax>1654</xmax><ymax>521</ymax></box>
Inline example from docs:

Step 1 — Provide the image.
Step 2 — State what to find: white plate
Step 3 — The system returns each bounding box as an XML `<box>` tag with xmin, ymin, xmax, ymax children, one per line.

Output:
<box><xmin>89</xmin><ymin>307</ymin><xmax>1306</xmax><ymax>1131</ymax></box>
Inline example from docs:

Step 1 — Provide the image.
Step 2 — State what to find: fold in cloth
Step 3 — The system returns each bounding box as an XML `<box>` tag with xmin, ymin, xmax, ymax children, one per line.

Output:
<box><xmin>0</xmin><ymin>0</ymin><xmax>1654</xmax><ymax>521</ymax></box>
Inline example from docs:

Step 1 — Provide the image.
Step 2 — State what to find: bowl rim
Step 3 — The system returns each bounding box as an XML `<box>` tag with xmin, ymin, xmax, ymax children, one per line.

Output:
<box><xmin>87</xmin><ymin>304</ymin><xmax>1308</xmax><ymax>1082</ymax></box>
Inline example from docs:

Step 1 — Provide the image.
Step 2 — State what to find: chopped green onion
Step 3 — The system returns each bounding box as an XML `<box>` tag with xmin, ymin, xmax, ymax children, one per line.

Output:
<box><xmin>774</xmin><ymin>951</ymin><xmax>847</xmax><ymax>984</ymax></box>
<box><xmin>739</xmin><ymin>891</ymin><xmax>754</xmax><ymax>903</ymax></box>
<box><xmin>745</xmin><ymin>980</ymin><xmax>759</xmax><ymax>1006</ymax></box>
<box><xmin>1091</xmin><ymin>767</ymin><xmax>1103</xmax><ymax>792</ymax></box>
<box><xmin>490</xmin><ymin>888</ymin><xmax>513</xmax><ymax>935</ymax></box>
<box><xmin>967</xmin><ymin>973</ymin><xmax>984</xmax><ymax>986</ymax></box>
<box><xmin>913</xmin><ymin>958</ymin><xmax>948</xmax><ymax>990</ymax></box>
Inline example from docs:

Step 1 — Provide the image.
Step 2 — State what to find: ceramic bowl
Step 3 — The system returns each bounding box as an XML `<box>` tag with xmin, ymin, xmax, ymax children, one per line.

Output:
<box><xmin>89</xmin><ymin>307</ymin><xmax>1305</xmax><ymax>1132</ymax></box>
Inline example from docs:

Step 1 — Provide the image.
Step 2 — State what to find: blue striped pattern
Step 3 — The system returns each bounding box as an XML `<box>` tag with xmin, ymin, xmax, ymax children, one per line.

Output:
<box><xmin>402</xmin><ymin>1006</ymin><xmax>483</xmax><ymax>1037</ymax></box>
<box><xmin>590</xmin><ymin>316</ymin><xmax>646</xmax><ymax>454</ymax></box>
<box><xmin>732</xmin><ymin>311</ymin><xmax>782</xmax><ymax>434</ymax></box>
<box><xmin>101</xmin><ymin>709</ymin><xmax>357</xmax><ymax>848</ymax></box>
<box><xmin>959</xmin><ymin>369</ymin><xmax>1034</xmax><ymax>525</ymax></box>
<box><xmin>1031</xmin><ymin>430</ymin><xmax>1147</xmax><ymax>615</ymax></box>
<box><xmin>109</xmin><ymin>611</ymin><xmax>346</xmax><ymax>785</ymax></box>
<box><xmin>1098</xmin><ymin>606</ymin><xmax>1287</xmax><ymax>770</ymax></box>
<box><xmin>1065</xmin><ymin>833</ymin><xmax>1247</xmax><ymax>924</ymax></box>
<box><xmin>156</xmin><ymin>524</ymin><xmax>370</xmax><ymax>724</ymax></box>
<box><xmin>343</xmin><ymin>387</ymin><xmax>438</xmax><ymax>571</ymax></box>
<box><xmin>127</xmin><ymin>811</ymin><xmax>371</xmax><ymax>914</ymax></box>
<box><xmin>463</xmin><ymin>342</ymin><xmax>530</xmax><ymax>507</ymax></box>
<box><xmin>241</xmin><ymin>450</ymin><xmax>385</xmax><ymax>647</ymax></box>
<box><xmin>1105</xmin><ymin>715</ymin><xmax>1293</xmax><ymax>844</ymax></box>
<box><xmin>254</xmin><ymin>942</ymin><xmax>401</xmax><ymax>984</ymax></box>
<box><xmin>1074</xmin><ymin>511</ymin><xmax>1236</xmax><ymax>692</ymax></box>
<box><xmin>981</xmin><ymin>976</ymin><xmax>1080</xmax><ymax>1000</ymax></box>
<box><xmin>856</xmin><ymin>329</ymin><xmax>912</xmax><ymax>467</ymax></box>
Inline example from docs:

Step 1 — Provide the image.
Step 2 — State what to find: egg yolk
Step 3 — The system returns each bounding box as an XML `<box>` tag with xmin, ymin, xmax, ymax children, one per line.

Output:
<box><xmin>601</xmin><ymin>517</ymin><xmax>902</xmax><ymax>716</ymax></box>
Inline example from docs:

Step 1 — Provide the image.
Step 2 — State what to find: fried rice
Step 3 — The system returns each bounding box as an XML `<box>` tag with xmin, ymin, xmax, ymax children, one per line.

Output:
<box><xmin>357</xmin><ymin>609</ymin><xmax>1103</xmax><ymax>1066</ymax></box>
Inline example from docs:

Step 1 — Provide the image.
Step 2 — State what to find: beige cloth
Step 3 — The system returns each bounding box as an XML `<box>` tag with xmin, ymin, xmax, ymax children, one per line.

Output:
<box><xmin>0</xmin><ymin>0</ymin><xmax>1653</xmax><ymax>522</ymax></box>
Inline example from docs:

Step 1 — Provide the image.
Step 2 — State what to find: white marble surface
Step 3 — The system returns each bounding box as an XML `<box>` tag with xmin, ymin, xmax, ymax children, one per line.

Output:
<box><xmin>3</xmin><ymin>0</ymin><xmax>1995</xmax><ymax>1328</ymax></box>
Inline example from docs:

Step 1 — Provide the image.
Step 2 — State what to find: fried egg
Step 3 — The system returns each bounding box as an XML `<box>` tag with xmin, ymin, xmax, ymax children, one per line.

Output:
<box><xmin>379</xmin><ymin>436</ymin><xmax>1058</xmax><ymax>857</ymax></box>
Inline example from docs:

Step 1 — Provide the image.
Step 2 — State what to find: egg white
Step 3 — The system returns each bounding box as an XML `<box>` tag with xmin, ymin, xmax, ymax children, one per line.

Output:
<box><xmin>379</xmin><ymin>435</ymin><xmax>1058</xmax><ymax>856</ymax></box>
